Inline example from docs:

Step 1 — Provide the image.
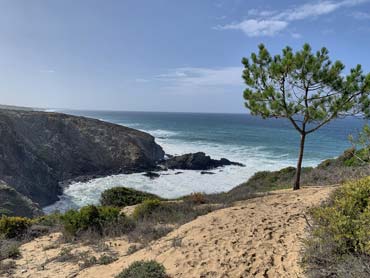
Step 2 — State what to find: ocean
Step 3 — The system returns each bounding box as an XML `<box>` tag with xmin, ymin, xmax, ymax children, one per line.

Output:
<box><xmin>43</xmin><ymin>110</ymin><xmax>367</xmax><ymax>213</ymax></box>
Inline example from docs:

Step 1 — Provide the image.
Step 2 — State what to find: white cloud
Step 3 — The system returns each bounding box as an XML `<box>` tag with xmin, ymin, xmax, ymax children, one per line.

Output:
<box><xmin>135</xmin><ymin>78</ymin><xmax>150</xmax><ymax>83</ymax></box>
<box><xmin>156</xmin><ymin>67</ymin><xmax>243</xmax><ymax>86</ymax></box>
<box><xmin>40</xmin><ymin>69</ymin><xmax>55</xmax><ymax>73</ymax></box>
<box><xmin>216</xmin><ymin>19</ymin><xmax>288</xmax><ymax>37</ymax></box>
<box><xmin>291</xmin><ymin>32</ymin><xmax>302</xmax><ymax>39</ymax></box>
<box><xmin>217</xmin><ymin>0</ymin><xmax>369</xmax><ymax>37</ymax></box>
<box><xmin>152</xmin><ymin>67</ymin><xmax>243</xmax><ymax>94</ymax></box>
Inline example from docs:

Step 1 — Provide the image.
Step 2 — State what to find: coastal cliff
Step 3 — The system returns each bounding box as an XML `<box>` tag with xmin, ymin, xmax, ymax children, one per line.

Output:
<box><xmin>0</xmin><ymin>109</ymin><xmax>164</xmax><ymax>207</ymax></box>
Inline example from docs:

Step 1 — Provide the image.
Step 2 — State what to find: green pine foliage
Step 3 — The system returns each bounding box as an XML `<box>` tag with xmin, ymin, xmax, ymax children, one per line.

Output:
<box><xmin>242</xmin><ymin>43</ymin><xmax>370</xmax><ymax>189</ymax></box>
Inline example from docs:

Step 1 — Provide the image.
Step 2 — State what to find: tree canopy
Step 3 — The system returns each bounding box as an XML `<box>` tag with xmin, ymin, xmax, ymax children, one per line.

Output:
<box><xmin>242</xmin><ymin>43</ymin><xmax>370</xmax><ymax>189</ymax></box>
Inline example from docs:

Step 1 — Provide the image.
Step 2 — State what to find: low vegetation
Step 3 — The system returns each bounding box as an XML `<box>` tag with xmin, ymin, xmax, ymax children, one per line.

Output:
<box><xmin>0</xmin><ymin>216</ymin><xmax>32</xmax><ymax>239</ymax></box>
<box><xmin>60</xmin><ymin>205</ymin><xmax>134</xmax><ymax>238</ymax></box>
<box><xmin>116</xmin><ymin>260</ymin><xmax>168</xmax><ymax>278</ymax></box>
<box><xmin>303</xmin><ymin>176</ymin><xmax>370</xmax><ymax>277</ymax></box>
<box><xmin>0</xmin><ymin>240</ymin><xmax>21</xmax><ymax>260</ymax></box>
<box><xmin>100</xmin><ymin>187</ymin><xmax>160</xmax><ymax>207</ymax></box>
<box><xmin>129</xmin><ymin>199</ymin><xmax>219</xmax><ymax>243</ymax></box>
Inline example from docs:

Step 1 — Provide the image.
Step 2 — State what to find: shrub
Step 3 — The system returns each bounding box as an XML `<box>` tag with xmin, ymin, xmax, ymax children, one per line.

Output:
<box><xmin>303</xmin><ymin>176</ymin><xmax>370</xmax><ymax>277</ymax></box>
<box><xmin>100</xmin><ymin>187</ymin><xmax>160</xmax><ymax>207</ymax></box>
<box><xmin>116</xmin><ymin>260</ymin><xmax>167</xmax><ymax>278</ymax></box>
<box><xmin>0</xmin><ymin>241</ymin><xmax>21</xmax><ymax>260</ymax></box>
<box><xmin>34</xmin><ymin>213</ymin><xmax>62</xmax><ymax>227</ymax></box>
<box><xmin>60</xmin><ymin>205</ymin><xmax>128</xmax><ymax>237</ymax></box>
<box><xmin>183</xmin><ymin>192</ymin><xmax>208</xmax><ymax>204</ymax></box>
<box><xmin>0</xmin><ymin>216</ymin><xmax>32</xmax><ymax>239</ymax></box>
<box><xmin>97</xmin><ymin>254</ymin><xmax>118</xmax><ymax>265</ymax></box>
<box><xmin>132</xmin><ymin>199</ymin><xmax>161</xmax><ymax>220</ymax></box>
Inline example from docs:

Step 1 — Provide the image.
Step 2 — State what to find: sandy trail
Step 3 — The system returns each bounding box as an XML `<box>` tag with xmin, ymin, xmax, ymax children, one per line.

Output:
<box><xmin>80</xmin><ymin>186</ymin><xmax>333</xmax><ymax>278</ymax></box>
<box><xmin>10</xmin><ymin>186</ymin><xmax>333</xmax><ymax>278</ymax></box>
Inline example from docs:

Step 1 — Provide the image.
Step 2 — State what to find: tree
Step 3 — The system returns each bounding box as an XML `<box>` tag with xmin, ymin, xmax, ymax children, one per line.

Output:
<box><xmin>242</xmin><ymin>43</ymin><xmax>370</xmax><ymax>190</ymax></box>
<box><xmin>349</xmin><ymin>124</ymin><xmax>370</xmax><ymax>165</ymax></box>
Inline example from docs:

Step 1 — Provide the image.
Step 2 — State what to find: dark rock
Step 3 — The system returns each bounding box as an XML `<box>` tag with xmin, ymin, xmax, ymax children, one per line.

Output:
<box><xmin>0</xmin><ymin>109</ymin><xmax>165</xmax><ymax>208</ymax></box>
<box><xmin>200</xmin><ymin>171</ymin><xmax>216</xmax><ymax>175</ymax></box>
<box><xmin>161</xmin><ymin>152</ymin><xmax>244</xmax><ymax>170</ymax></box>
<box><xmin>174</xmin><ymin>172</ymin><xmax>183</xmax><ymax>175</ymax></box>
<box><xmin>143</xmin><ymin>172</ymin><xmax>160</xmax><ymax>179</ymax></box>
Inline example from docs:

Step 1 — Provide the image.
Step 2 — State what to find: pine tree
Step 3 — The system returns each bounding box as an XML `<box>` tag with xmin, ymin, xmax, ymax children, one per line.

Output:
<box><xmin>242</xmin><ymin>43</ymin><xmax>370</xmax><ymax>190</ymax></box>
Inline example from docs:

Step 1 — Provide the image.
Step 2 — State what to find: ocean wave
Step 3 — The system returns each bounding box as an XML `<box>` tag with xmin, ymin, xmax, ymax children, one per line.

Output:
<box><xmin>43</xmin><ymin>160</ymin><xmax>293</xmax><ymax>213</ymax></box>
<box><xmin>141</xmin><ymin>129</ymin><xmax>179</xmax><ymax>138</ymax></box>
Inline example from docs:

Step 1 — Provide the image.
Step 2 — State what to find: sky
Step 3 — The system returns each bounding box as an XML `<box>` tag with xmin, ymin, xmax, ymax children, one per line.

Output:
<box><xmin>1</xmin><ymin>0</ymin><xmax>370</xmax><ymax>113</ymax></box>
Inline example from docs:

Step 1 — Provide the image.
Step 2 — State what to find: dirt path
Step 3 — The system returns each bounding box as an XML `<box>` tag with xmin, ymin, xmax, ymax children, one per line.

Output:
<box><xmin>78</xmin><ymin>186</ymin><xmax>334</xmax><ymax>278</ymax></box>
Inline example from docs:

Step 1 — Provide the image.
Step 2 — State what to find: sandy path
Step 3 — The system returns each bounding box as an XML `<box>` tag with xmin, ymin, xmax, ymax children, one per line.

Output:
<box><xmin>77</xmin><ymin>186</ymin><xmax>333</xmax><ymax>278</ymax></box>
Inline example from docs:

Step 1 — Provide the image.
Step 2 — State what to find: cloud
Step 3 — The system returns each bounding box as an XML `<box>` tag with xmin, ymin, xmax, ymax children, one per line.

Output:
<box><xmin>135</xmin><ymin>78</ymin><xmax>150</xmax><ymax>83</ymax></box>
<box><xmin>40</xmin><ymin>69</ymin><xmax>55</xmax><ymax>73</ymax></box>
<box><xmin>153</xmin><ymin>67</ymin><xmax>243</xmax><ymax>94</ymax></box>
<box><xmin>216</xmin><ymin>0</ymin><xmax>369</xmax><ymax>37</ymax></box>
<box><xmin>291</xmin><ymin>32</ymin><xmax>302</xmax><ymax>39</ymax></box>
<box><xmin>216</xmin><ymin>20</ymin><xmax>288</xmax><ymax>37</ymax></box>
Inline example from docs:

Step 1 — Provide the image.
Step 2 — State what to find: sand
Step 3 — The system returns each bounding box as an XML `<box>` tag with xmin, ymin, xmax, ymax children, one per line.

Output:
<box><xmin>9</xmin><ymin>186</ymin><xmax>334</xmax><ymax>278</ymax></box>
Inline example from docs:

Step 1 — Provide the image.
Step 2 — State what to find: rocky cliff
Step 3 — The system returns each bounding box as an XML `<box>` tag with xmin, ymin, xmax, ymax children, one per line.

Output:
<box><xmin>0</xmin><ymin>181</ymin><xmax>42</xmax><ymax>218</ymax></box>
<box><xmin>0</xmin><ymin>109</ymin><xmax>164</xmax><ymax>207</ymax></box>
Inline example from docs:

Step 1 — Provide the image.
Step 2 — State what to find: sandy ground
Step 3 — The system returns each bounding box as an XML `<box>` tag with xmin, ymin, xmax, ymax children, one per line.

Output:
<box><xmin>8</xmin><ymin>186</ymin><xmax>334</xmax><ymax>278</ymax></box>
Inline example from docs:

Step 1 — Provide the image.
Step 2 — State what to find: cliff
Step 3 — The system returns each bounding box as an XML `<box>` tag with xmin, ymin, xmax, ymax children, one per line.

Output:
<box><xmin>0</xmin><ymin>181</ymin><xmax>42</xmax><ymax>218</ymax></box>
<box><xmin>0</xmin><ymin>109</ymin><xmax>164</xmax><ymax>207</ymax></box>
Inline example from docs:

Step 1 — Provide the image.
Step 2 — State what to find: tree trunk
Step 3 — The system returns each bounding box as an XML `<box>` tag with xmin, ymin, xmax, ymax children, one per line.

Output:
<box><xmin>293</xmin><ymin>133</ymin><xmax>306</xmax><ymax>190</ymax></box>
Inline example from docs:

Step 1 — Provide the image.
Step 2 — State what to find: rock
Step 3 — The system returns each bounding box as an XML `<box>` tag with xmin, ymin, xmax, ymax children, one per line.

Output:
<box><xmin>143</xmin><ymin>172</ymin><xmax>160</xmax><ymax>179</ymax></box>
<box><xmin>0</xmin><ymin>109</ymin><xmax>165</xmax><ymax>208</ymax></box>
<box><xmin>0</xmin><ymin>181</ymin><xmax>43</xmax><ymax>218</ymax></box>
<box><xmin>161</xmin><ymin>152</ymin><xmax>244</xmax><ymax>170</ymax></box>
<box><xmin>200</xmin><ymin>171</ymin><xmax>216</xmax><ymax>175</ymax></box>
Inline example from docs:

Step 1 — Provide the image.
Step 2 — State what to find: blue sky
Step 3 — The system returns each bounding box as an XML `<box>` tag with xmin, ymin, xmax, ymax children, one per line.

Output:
<box><xmin>1</xmin><ymin>0</ymin><xmax>370</xmax><ymax>113</ymax></box>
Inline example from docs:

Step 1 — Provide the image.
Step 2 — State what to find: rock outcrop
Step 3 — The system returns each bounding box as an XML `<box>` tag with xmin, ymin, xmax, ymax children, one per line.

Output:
<box><xmin>0</xmin><ymin>181</ymin><xmax>42</xmax><ymax>218</ymax></box>
<box><xmin>0</xmin><ymin>109</ymin><xmax>164</xmax><ymax>207</ymax></box>
<box><xmin>161</xmin><ymin>152</ymin><xmax>244</xmax><ymax>170</ymax></box>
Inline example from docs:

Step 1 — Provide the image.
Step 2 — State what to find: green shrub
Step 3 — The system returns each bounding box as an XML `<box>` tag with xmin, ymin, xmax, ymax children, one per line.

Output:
<box><xmin>344</xmin><ymin>148</ymin><xmax>370</xmax><ymax>166</ymax></box>
<box><xmin>132</xmin><ymin>199</ymin><xmax>161</xmax><ymax>220</ymax></box>
<box><xmin>34</xmin><ymin>213</ymin><xmax>61</xmax><ymax>227</ymax></box>
<box><xmin>303</xmin><ymin>176</ymin><xmax>370</xmax><ymax>277</ymax></box>
<box><xmin>116</xmin><ymin>260</ymin><xmax>167</xmax><ymax>278</ymax></box>
<box><xmin>0</xmin><ymin>216</ymin><xmax>32</xmax><ymax>239</ymax></box>
<box><xmin>100</xmin><ymin>187</ymin><xmax>160</xmax><ymax>207</ymax></box>
<box><xmin>60</xmin><ymin>205</ymin><xmax>125</xmax><ymax>237</ymax></box>
<box><xmin>97</xmin><ymin>254</ymin><xmax>118</xmax><ymax>265</ymax></box>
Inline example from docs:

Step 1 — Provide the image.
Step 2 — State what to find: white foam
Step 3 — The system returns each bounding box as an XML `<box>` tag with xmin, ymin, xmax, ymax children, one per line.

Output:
<box><xmin>43</xmin><ymin>126</ymin><xmax>321</xmax><ymax>213</ymax></box>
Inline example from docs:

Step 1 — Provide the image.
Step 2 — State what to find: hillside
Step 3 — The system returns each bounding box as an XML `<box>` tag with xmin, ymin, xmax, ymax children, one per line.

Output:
<box><xmin>0</xmin><ymin>109</ymin><xmax>164</xmax><ymax>207</ymax></box>
<box><xmin>6</xmin><ymin>186</ymin><xmax>333</xmax><ymax>278</ymax></box>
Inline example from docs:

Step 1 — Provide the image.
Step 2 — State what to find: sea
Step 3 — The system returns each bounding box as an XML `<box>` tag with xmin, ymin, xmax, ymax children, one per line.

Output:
<box><xmin>43</xmin><ymin>110</ymin><xmax>367</xmax><ymax>213</ymax></box>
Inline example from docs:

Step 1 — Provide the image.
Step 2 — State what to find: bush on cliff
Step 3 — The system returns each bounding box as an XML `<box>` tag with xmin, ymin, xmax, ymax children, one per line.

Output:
<box><xmin>303</xmin><ymin>176</ymin><xmax>370</xmax><ymax>277</ymax></box>
<box><xmin>132</xmin><ymin>199</ymin><xmax>162</xmax><ymax>220</ymax></box>
<box><xmin>116</xmin><ymin>260</ymin><xmax>167</xmax><ymax>278</ymax></box>
<box><xmin>0</xmin><ymin>216</ymin><xmax>32</xmax><ymax>239</ymax></box>
<box><xmin>60</xmin><ymin>205</ymin><xmax>134</xmax><ymax>238</ymax></box>
<box><xmin>100</xmin><ymin>187</ymin><xmax>160</xmax><ymax>208</ymax></box>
